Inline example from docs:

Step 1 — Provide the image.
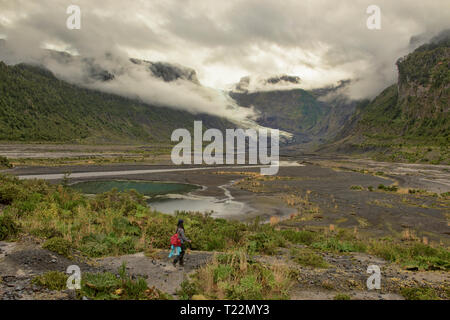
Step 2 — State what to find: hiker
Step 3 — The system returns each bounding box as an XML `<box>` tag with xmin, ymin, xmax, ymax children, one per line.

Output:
<box><xmin>171</xmin><ymin>219</ymin><xmax>191</xmax><ymax>267</ymax></box>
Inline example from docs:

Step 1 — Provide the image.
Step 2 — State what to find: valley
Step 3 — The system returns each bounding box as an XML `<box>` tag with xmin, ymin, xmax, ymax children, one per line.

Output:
<box><xmin>1</xmin><ymin>146</ymin><xmax>449</xmax><ymax>300</ymax></box>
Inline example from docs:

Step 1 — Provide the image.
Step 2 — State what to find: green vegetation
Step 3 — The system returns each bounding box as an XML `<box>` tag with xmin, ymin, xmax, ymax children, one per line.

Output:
<box><xmin>0</xmin><ymin>156</ymin><xmax>12</xmax><ymax>168</ymax></box>
<box><xmin>377</xmin><ymin>184</ymin><xmax>398</xmax><ymax>192</ymax></box>
<box><xmin>333</xmin><ymin>293</ymin><xmax>351</xmax><ymax>300</ymax></box>
<box><xmin>31</xmin><ymin>263</ymin><xmax>172</xmax><ymax>300</ymax></box>
<box><xmin>32</xmin><ymin>271</ymin><xmax>68</xmax><ymax>291</ymax></box>
<box><xmin>80</xmin><ymin>263</ymin><xmax>171</xmax><ymax>300</ymax></box>
<box><xmin>350</xmin><ymin>185</ymin><xmax>364</xmax><ymax>191</ymax></box>
<box><xmin>312</xmin><ymin>237</ymin><xmax>367</xmax><ymax>253</ymax></box>
<box><xmin>42</xmin><ymin>237</ymin><xmax>73</xmax><ymax>258</ymax></box>
<box><xmin>290</xmin><ymin>247</ymin><xmax>328</xmax><ymax>268</ymax></box>
<box><xmin>0</xmin><ymin>62</ymin><xmax>231</xmax><ymax>143</ymax></box>
<box><xmin>326</xmin><ymin>31</ymin><xmax>450</xmax><ymax>164</ymax></box>
<box><xmin>370</xmin><ymin>240</ymin><xmax>450</xmax><ymax>271</ymax></box>
<box><xmin>400</xmin><ymin>287</ymin><xmax>441</xmax><ymax>300</ymax></box>
<box><xmin>0</xmin><ymin>173</ymin><xmax>285</xmax><ymax>257</ymax></box>
<box><xmin>0</xmin><ymin>213</ymin><xmax>20</xmax><ymax>240</ymax></box>
<box><xmin>178</xmin><ymin>252</ymin><xmax>293</xmax><ymax>300</ymax></box>
<box><xmin>1</xmin><ymin>172</ymin><xmax>448</xmax><ymax>295</ymax></box>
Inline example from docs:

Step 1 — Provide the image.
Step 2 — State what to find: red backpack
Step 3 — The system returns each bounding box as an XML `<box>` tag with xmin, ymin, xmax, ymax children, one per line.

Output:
<box><xmin>170</xmin><ymin>233</ymin><xmax>181</xmax><ymax>247</ymax></box>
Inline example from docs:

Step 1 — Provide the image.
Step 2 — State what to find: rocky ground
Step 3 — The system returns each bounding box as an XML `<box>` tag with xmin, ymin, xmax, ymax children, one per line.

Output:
<box><xmin>1</xmin><ymin>153</ymin><xmax>449</xmax><ymax>300</ymax></box>
<box><xmin>1</xmin><ymin>239</ymin><xmax>448</xmax><ymax>300</ymax></box>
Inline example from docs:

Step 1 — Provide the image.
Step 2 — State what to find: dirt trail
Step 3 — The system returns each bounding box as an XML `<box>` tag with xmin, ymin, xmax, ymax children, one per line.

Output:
<box><xmin>96</xmin><ymin>250</ymin><xmax>213</xmax><ymax>297</ymax></box>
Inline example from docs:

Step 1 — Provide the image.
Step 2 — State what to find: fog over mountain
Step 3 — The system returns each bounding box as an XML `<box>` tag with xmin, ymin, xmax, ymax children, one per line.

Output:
<box><xmin>0</xmin><ymin>0</ymin><xmax>449</xmax><ymax>118</ymax></box>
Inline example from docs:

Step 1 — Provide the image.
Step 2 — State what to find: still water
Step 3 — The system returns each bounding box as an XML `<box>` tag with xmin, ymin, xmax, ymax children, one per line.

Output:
<box><xmin>71</xmin><ymin>180</ymin><xmax>250</xmax><ymax>218</ymax></box>
<box><xmin>70</xmin><ymin>180</ymin><xmax>199</xmax><ymax>196</ymax></box>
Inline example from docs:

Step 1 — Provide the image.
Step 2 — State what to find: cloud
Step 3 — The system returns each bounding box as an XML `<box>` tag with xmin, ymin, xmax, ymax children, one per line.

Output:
<box><xmin>0</xmin><ymin>0</ymin><xmax>449</xmax><ymax>105</ymax></box>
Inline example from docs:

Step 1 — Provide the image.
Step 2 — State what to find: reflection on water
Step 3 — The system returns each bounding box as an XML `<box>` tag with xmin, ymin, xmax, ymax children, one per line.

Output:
<box><xmin>148</xmin><ymin>194</ymin><xmax>250</xmax><ymax>218</ymax></box>
<box><xmin>70</xmin><ymin>180</ymin><xmax>199</xmax><ymax>196</ymax></box>
<box><xmin>70</xmin><ymin>179</ymin><xmax>251</xmax><ymax>218</ymax></box>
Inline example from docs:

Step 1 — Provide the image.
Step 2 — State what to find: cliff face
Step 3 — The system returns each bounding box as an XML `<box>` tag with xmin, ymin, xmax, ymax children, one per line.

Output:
<box><xmin>396</xmin><ymin>32</ymin><xmax>450</xmax><ymax>129</ymax></box>
<box><xmin>318</xmin><ymin>30</ymin><xmax>449</xmax><ymax>163</ymax></box>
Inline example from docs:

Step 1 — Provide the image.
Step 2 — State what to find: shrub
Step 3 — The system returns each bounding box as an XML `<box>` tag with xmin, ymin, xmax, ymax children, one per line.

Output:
<box><xmin>80</xmin><ymin>263</ymin><xmax>171</xmax><ymax>300</ymax></box>
<box><xmin>178</xmin><ymin>280</ymin><xmax>200</xmax><ymax>300</ymax></box>
<box><xmin>42</xmin><ymin>237</ymin><xmax>73</xmax><ymax>258</ymax></box>
<box><xmin>280</xmin><ymin>229</ymin><xmax>320</xmax><ymax>245</ymax></box>
<box><xmin>30</xmin><ymin>227</ymin><xmax>63</xmax><ymax>239</ymax></box>
<box><xmin>32</xmin><ymin>271</ymin><xmax>68</xmax><ymax>291</ymax></box>
<box><xmin>400</xmin><ymin>287</ymin><xmax>440</xmax><ymax>300</ymax></box>
<box><xmin>0</xmin><ymin>156</ymin><xmax>12</xmax><ymax>169</ymax></box>
<box><xmin>80</xmin><ymin>233</ymin><xmax>136</xmax><ymax>257</ymax></box>
<box><xmin>369</xmin><ymin>241</ymin><xmax>450</xmax><ymax>271</ymax></box>
<box><xmin>0</xmin><ymin>214</ymin><xmax>20</xmax><ymax>240</ymax></box>
<box><xmin>312</xmin><ymin>238</ymin><xmax>367</xmax><ymax>253</ymax></box>
<box><xmin>290</xmin><ymin>248</ymin><xmax>329</xmax><ymax>268</ymax></box>
<box><xmin>334</xmin><ymin>293</ymin><xmax>351</xmax><ymax>300</ymax></box>
<box><xmin>184</xmin><ymin>252</ymin><xmax>293</xmax><ymax>300</ymax></box>
<box><xmin>231</xmin><ymin>275</ymin><xmax>264</xmax><ymax>300</ymax></box>
<box><xmin>378</xmin><ymin>184</ymin><xmax>398</xmax><ymax>192</ymax></box>
<box><xmin>246</xmin><ymin>230</ymin><xmax>286</xmax><ymax>255</ymax></box>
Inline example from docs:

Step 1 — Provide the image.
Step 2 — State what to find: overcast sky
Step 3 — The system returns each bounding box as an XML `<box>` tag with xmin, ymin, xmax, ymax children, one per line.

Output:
<box><xmin>0</xmin><ymin>0</ymin><xmax>449</xmax><ymax>102</ymax></box>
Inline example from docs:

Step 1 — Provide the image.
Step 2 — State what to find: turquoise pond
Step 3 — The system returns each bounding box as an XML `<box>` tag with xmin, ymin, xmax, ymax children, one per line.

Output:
<box><xmin>70</xmin><ymin>180</ymin><xmax>199</xmax><ymax>197</ymax></box>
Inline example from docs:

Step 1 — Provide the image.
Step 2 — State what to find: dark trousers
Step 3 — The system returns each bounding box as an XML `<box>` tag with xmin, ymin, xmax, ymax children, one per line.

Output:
<box><xmin>173</xmin><ymin>243</ymin><xmax>186</xmax><ymax>265</ymax></box>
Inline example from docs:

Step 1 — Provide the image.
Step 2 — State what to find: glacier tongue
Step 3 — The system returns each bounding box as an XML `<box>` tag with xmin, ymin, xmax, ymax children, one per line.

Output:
<box><xmin>216</xmin><ymin>89</ymin><xmax>294</xmax><ymax>143</ymax></box>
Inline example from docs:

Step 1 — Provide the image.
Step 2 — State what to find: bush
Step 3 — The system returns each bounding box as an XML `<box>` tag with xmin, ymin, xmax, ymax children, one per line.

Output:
<box><xmin>400</xmin><ymin>287</ymin><xmax>440</xmax><ymax>300</ymax></box>
<box><xmin>369</xmin><ymin>241</ymin><xmax>450</xmax><ymax>271</ymax></box>
<box><xmin>178</xmin><ymin>280</ymin><xmax>200</xmax><ymax>300</ymax></box>
<box><xmin>80</xmin><ymin>263</ymin><xmax>171</xmax><ymax>300</ymax></box>
<box><xmin>231</xmin><ymin>275</ymin><xmax>264</xmax><ymax>300</ymax></box>
<box><xmin>290</xmin><ymin>247</ymin><xmax>329</xmax><ymax>268</ymax></box>
<box><xmin>312</xmin><ymin>238</ymin><xmax>367</xmax><ymax>253</ymax></box>
<box><xmin>184</xmin><ymin>252</ymin><xmax>293</xmax><ymax>300</ymax></box>
<box><xmin>0</xmin><ymin>214</ymin><xmax>20</xmax><ymax>240</ymax></box>
<box><xmin>32</xmin><ymin>271</ymin><xmax>68</xmax><ymax>291</ymax></box>
<box><xmin>0</xmin><ymin>156</ymin><xmax>12</xmax><ymax>169</ymax></box>
<box><xmin>42</xmin><ymin>237</ymin><xmax>72</xmax><ymax>258</ymax></box>
<box><xmin>246</xmin><ymin>229</ymin><xmax>286</xmax><ymax>255</ymax></box>
<box><xmin>80</xmin><ymin>233</ymin><xmax>136</xmax><ymax>257</ymax></box>
<box><xmin>378</xmin><ymin>184</ymin><xmax>398</xmax><ymax>192</ymax></box>
<box><xmin>334</xmin><ymin>293</ymin><xmax>351</xmax><ymax>300</ymax></box>
<box><xmin>280</xmin><ymin>229</ymin><xmax>320</xmax><ymax>245</ymax></box>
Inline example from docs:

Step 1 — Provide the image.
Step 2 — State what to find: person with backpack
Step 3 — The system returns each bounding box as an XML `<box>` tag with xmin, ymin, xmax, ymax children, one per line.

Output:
<box><xmin>170</xmin><ymin>219</ymin><xmax>191</xmax><ymax>267</ymax></box>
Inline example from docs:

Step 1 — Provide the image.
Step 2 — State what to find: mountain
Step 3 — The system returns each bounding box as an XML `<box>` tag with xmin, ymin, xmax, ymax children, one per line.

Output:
<box><xmin>320</xmin><ymin>30</ymin><xmax>450</xmax><ymax>164</ymax></box>
<box><xmin>130</xmin><ymin>59</ymin><xmax>200</xmax><ymax>84</ymax></box>
<box><xmin>0</xmin><ymin>62</ymin><xmax>232</xmax><ymax>143</ymax></box>
<box><xmin>229</xmin><ymin>77</ymin><xmax>358</xmax><ymax>145</ymax></box>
